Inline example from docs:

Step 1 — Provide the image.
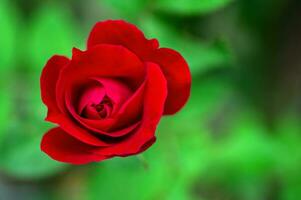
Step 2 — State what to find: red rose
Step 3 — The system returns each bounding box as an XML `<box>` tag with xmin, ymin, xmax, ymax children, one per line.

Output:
<box><xmin>40</xmin><ymin>20</ymin><xmax>191</xmax><ymax>164</ymax></box>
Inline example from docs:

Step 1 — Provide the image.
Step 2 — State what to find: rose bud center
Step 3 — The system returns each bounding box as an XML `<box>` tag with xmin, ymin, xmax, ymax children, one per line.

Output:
<box><xmin>92</xmin><ymin>96</ymin><xmax>113</xmax><ymax>118</ymax></box>
<box><xmin>77</xmin><ymin>78</ymin><xmax>132</xmax><ymax>120</ymax></box>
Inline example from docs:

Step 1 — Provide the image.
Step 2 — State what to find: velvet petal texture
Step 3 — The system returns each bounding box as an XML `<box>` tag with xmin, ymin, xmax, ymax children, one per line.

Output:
<box><xmin>112</xmin><ymin>81</ymin><xmax>145</xmax><ymax>130</ymax></box>
<box><xmin>87</xmin><ymin>20</ymin><xmax>158</xmax><ymax>59</ymax></box>
<box><xmin>41</xmin><ymin>127</ymin><xmax>107</xmax><ymax>164</ymax></box>
<box><xmin>40</xmin><ymin>55</ymin><xmax>69</xmax><ymax>121</ymax></box>
<box><xmin>95</xmin><ymin>62</ymin><xmax>167</xmax><ymax>156</ymax></box>
<box><xmin>77</xmin><ymin>82</ymin><xmax>106</xmax><ymax>115</ymax></box>
<box><xmin>49</xmin><ymin>114</ymin><xmax>111</xmax><ymax>146</ymax></box>
<box><xmin>65</xmin><ymin>92</ymin><xmax>141</xmax><ymax>137</ymax></box>
<box><xmin>92</xmin><ymin>77</ymin><xmax>133</xmax><ymax>114</ymax></box>
<box><xmin>151</xmin><ymin>48</ymin><xmax>191</xmax><ymax>115</ymax></box>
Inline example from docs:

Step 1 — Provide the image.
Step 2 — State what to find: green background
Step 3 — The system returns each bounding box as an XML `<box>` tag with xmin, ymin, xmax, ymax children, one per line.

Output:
<box><xmin>0</xmin><ymin>0</ymin><xmax>301</xmax><ymax>199</ymax></box>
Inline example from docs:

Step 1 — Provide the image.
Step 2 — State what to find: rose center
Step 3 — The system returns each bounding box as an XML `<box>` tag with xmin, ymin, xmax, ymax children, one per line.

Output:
<box><xmin>91</xmin><ymin>96</ymin><xmax>113</xmax><ymax>118</ymax></box>
<box><xmin>76</xmin><ymin>78</ymin><xmax>132</xmax><ymax>120</ymax></box>
<box><xmin>81</xmin><ymin>95</ymin><xmax>114</xmax><ymax>119</ymax></box>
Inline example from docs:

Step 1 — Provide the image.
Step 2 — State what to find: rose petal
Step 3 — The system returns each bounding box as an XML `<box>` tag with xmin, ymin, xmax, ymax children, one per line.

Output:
<box><xmin>137</xmin><ymin>137</ymin><xmax>156</xmax><ymax>154</ymax></box>
<box><xmin>87</xmin><ymin>20</ymin><xmax>159</xmax><ymax>59</ymax></box>
<box><xmin>49</xmin><ymin>114</ymin><xmax>110</xmax><ymax>146</ymax></box>
<box><xmin>64</xmin><ymin>78</ymin><xmax>145</xmax><ymax>135</ymax></box>
<box><xmin>65</xmin><ymin>92</ymin><xmax>141</xmax><ymax>137</ymax></box>
<box><xmin>41</xmin><ymin>127</ymin><xmax>107</xmax><ymax>164</ymax></box>
<box><xmin>56</xmin><ymin>44</ymin><xmax>145</xmax><ymax>114</ymax></box>
<box><xmin>77</xmin><ymin>81</ymin><xmax>106</xmax><ymax>114</ymax></box>
<box><xmin>95</xmin><ymin>62</ymin><xmax>167</xmax><ymax>156</ymax></box>
<box><xmin>40</xmin><ymin>55</ymin><xmax>69</xmax><ymax>121</ymax></box>
<box><xmin>112</xmin><ymin>81</ymin><xmax>145</xmax><ymax>130</ymax></box>
<box><xmin>82</xmin><ymin>106</ymin><xmax>102</xmax><ymax>119</ymax></box>
<box><xmin>92</xmin><ymin>77</ymin><xmax>132</xmax><ymax>115</ymax></box>
<box><xmin>152</xmin><ymin>48</ymin><xmax>191</xmax><ymax>115</ymax></box>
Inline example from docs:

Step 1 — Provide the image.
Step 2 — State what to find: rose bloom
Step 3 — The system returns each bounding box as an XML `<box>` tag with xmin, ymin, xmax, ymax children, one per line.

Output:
<box><xmin>40</xmin><ymin>20</ymin><xmax>191</xmax><ymax>164</ymax></box>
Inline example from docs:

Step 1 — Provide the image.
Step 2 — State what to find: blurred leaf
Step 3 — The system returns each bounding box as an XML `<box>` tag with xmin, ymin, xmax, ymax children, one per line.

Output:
<box><xmin>0</xmin><ymin>86</ymin><xmax>12</xmax><ymax>148</ymax></box>
<box><xmin>139</xmin><ymin>16</ymin><xmax>232</xmax><ymax>75</ymax></box>
<box><xmin>282</xmin><ymin>180</ymin><xmax>301</xmax><ymax>200</ymax></box>
<box><xmin>0</xmin><ymin>136</ymin><xmax>67</xmax><ymax>179</ymax></box>
<box><xmin>274</xmin><ymin>114</ymin><xmax>301</xmax><ymax>200</ymax></box>
<box><xmin>155</xmin><ymin>0</ymin><xmax>233</xmax><ymax>15</ymax></box>
<box><xmin>0</xmin><ymin>75</ymin><xmax>68</xmax><ymax>179</ymax></box>
<box><xmin>176</xmin><ymin>74</ymin><xmax>234</xmax><ymax>124</ymax></box>
<box><xmin>101</xmin><ymin>0</ymin><xmax>148</xmax><ymax>20</ymax></box>
<box><xmin>274</xmin><ymin>114</ymin><xmax>301</xmax><ymax>183</ymax></box>
<box><xmin>215</xmin><ymin>111</ymin><xmax>276</xmax><ymax>179</ymax></box>
<box><xmin>192</xmin><ymin>109</ymin><xmax>278</xmax><ymax>199</ymax></box>
<box><xmin>26</xmin><ymin>3</ymin><xmax>81</xmax><ymax>71</ymax></box>
<box><xmin>0</xmin><ymin>0</ymin><xmax>19</xmax><ymax>72</ymax></box>
<box><xmin>167</xmin><ymin>180</ymin><xmax>192</xmax><ymax>200</ymax></box>
<box><xmin>87</xmin><ymin>155</ymin><xmax>174</xmax><ymax>200</ymax></box>
<box><xmin>156</xmin><ymin>77</ymin><xmax>233</xmax><ymax>181</ymax></box>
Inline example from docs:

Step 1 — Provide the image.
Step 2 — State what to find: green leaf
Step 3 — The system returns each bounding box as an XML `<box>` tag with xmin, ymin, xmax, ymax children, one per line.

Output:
<box><xmin>139</xmin><ymin>16</ymin><xmax>232</xmax><ymax>75</ymax></box>
<box><xmin>26</xmin><ymin>3</ymin><xmax>81</xmax><ymax>71</ymax></box>
<box><xmin>86</xmin><ymin>155</ymin><xmax>174</xmax><ymax>200</ymax></box>
<box><xmin>0</xmin><ymin>0</ymin><xmax>19</xmax><ymax>72</ymax></box>
<box><xmin>191</xmin><ymin>109</ymin><xmax>278</xmax><ymax>199</ymax></box>
<box><xmin>175</xmin><ymin>74</ymin><xmax>234</xmax><ymax>124</ymax></box>
<box><xmin>0</xmin><ymin>86</ymin><xmax>12</xmax><ymax>148</ymax></box>
<box><xmin>215</xmin><ymin>112</ymin><xmax>276</xmax><ymax>179</ymax></box>
<box><xmin>101</xmin><ymin>0</ymin><xmax>148</xmax><ymax>20</ymax></box>
<box><xmin>273</xmin><ymin>114</ymin><xmax>301</xmax><ymax>200</ymax></box>
<box><xmin>0</xmin><ymin>136</ymin><xmax>68</xmax><ymax>179</ymax></box>
<box><xmin>274</xmin><ymin>114</ymin><xmax>301</xmax><ymax>179</ymax></box>
<box><xmin>155</xmin><ymin>0</ymin><xmax>233</xmax><ymax>15</ymax></box>
<box><xmin>0</xmin><ymin>75</ymin><xmax>68</xmax><ymax>179</ymax></box>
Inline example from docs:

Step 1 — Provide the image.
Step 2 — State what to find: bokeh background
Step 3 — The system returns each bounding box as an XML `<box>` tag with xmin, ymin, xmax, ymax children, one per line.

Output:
<box><xmin>1</xmin><ymin>0</ymin><xmax>301</xmax><ymax>199</ymax></box>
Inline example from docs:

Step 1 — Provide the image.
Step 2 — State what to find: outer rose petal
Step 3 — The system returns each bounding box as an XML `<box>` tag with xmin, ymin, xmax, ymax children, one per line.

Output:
<box><xmin>94</xmin><ymin>62</ymin><xmax>167</xmax><ymax>156</ymax></box>
<box><xmin>152</xmin><ymin>48</ymin><xmax>191</xmax><ymax>115</ymax></box>
<box><xmin>40</xmin><ymin>55</ymin><xmax>69</xmax><ymax>121</ymax></box>
<box><xmin>41</xmin><ymin>127</ymin><xmax>107</xmax><ymax>164</ymax></box>
<box><xmin>87</xmin><ymin>20</ymin><xmax>159</xmax><ymax>59</ymax></box>
<box><xmin>49</xmin><ymin>114</ymin><xmax>110</xmax><ymax>146</ymax></box>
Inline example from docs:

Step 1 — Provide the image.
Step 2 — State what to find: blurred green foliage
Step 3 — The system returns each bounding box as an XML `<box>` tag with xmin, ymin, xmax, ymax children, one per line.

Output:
<box><xmin>0</xmin><ymin>0</ymin><xmax>18</xmax><ymax>71</ymax></box>
<box><xmin>26</xmin><ymin>3</ymin><xmax>81</xmax><ymax>71</ymax></box>
<box><xmin>155</xmin><ymin>0</ymin><xmax>233</xmax><ymax>15</ymax></box>
<box><xmin>0</xmin><ymin>0</ymin><xmax>301</xmax><ymax>200</ymax></box>
<box><xmin>139</xmin><ymin>16</ymin><xmax>232</xmax><ymax>74</ymax></box>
